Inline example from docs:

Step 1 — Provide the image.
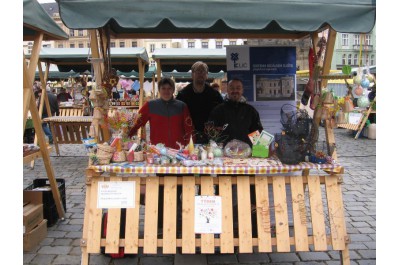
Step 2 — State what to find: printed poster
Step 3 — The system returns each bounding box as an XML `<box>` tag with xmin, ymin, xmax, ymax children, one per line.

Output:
<box><xmin>194</xmin><ymin>196</ymin><xmax>222</xmax><ymax>234</ymax></box>
<box><xmin>226</xmin><ymin>46</ymin><xmax>297</xmax><ymax>134</ymax></box>
<box><xmin>97</xmin><ymin>181</ymin><xmax>136</xmax><ymax>209</ymax></box>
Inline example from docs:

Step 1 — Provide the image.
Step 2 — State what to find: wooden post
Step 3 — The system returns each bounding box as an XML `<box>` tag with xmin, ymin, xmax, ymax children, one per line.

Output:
<box><xmin>321</xmin><ymin>28</ymin><xmax>337</xmax><ymax>89</ymax></box>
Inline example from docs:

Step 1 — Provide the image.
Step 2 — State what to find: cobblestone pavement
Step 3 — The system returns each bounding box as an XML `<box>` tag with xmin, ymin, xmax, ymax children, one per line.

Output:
<box><xmin>23</xmin><ymin>127</ymin><xmax>376</xmax><ymax>265</ymax></box>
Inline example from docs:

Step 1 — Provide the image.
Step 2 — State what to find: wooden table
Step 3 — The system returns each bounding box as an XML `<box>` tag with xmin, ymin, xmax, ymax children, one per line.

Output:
<box><xmin>43</xmin><ymin>116</ymin><xmax>100</xmax><ymax>156</ymax></box>
<box><xmin>81</xmin><ymin>161</ymin><xmax>350</xmax><ymax>265</ymax></box>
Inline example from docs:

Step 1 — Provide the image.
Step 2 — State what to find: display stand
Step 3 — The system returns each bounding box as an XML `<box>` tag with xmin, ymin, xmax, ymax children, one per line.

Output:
<box><xmin>80</xmin><ymin>163</ymin><xmax>349</xmax><ymax>265</ymax></box>
<box><xmin>337</xmin><ymin>98</ymin><xmax>376</xmax><ymax>140</ymax></box>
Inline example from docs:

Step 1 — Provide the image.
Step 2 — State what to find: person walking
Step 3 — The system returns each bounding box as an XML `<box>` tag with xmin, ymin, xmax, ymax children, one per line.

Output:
<box><xmin>176</xmin><ymin>61</ymin><xmax>223</xmax><ymax>144</ymax></box>
<box><xmin>35</xmin><ymin>90</ymin><xmax>60</xmax><ymax>144</ymax></box>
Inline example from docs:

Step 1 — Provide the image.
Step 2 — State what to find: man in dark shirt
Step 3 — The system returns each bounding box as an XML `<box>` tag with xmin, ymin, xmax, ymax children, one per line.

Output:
<box><xmin>176</xmin><ymin>61</ymin><xmax>223</xmax><ymax>144</ymax></box>
<box><xmin>208</xmin><ymin>78</ymin><xmax>263</xmax><ymax>147</ymax></box>
<box><xmin>35</xmin><ymin>90</ymin><xmax>60</xmax><ymax>144</ymax></box>
<box><xmin>57</xmin><ymin>87</ymin><xmax>73</xmax><ymax>102</ymax></box>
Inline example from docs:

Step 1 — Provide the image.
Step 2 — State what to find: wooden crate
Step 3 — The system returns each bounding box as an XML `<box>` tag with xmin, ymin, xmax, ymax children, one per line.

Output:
<box><xmin>81</xmin><ymin>169</ymin><xmax>350</xmax><ymax>265</ymax></box>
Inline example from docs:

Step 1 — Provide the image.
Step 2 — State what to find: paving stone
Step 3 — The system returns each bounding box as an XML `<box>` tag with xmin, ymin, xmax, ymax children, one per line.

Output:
<box><xmin>357</xmin><ymin>260</ymin><xmax>376</xmax><ymax>265</ymax></box>
<box><xmin>52</xmin><ymin>255</ymin><xmax>81</xmax><ymax>264</ymax></box>
<box><xmin>175</xmin><ymin>254</ymin><xmax>207</xmax><ymax>265</ymax></box>
<box><xmin>298</xmin><ymin>252</ymin><xmax>330</xmax><ymax>261</ymax></box>
<box><xmin>69</xmin><ymin>246</ymin><xmax>81</xmax><ymax>255</ymax></box>
<box><xmin>23</xmin><ymin>253</ymin><xmax>36</xmax><ymax>264</ymax></box>
<box><xmin>140</xmin><ymin>256</ymin><xmax>174</xmax><ymax>265</ymax></box>
<box><xmin>269</xmin><ymin>253</ymin><xmax>300</xmax><ymax>263</ymax></box>
<box><xmin>207</xmin><ymin>254</ymin><xmax>238</xmax><ymax>264</ymax></box>
<box><xmin>237</xmin><ymin>253</ymin><xmax>270</xmax><ymax>263</ymax></box>
<box><xmin>38</xmin><ymin>246</ymin><xmax>72</xmax><ymax>255</ymax></box>
<box><xmin>52</xmin><ymin>238</ymin><xmax>73</xmax><ymax>246</ymax></box>
<box><xmin>88</xmin><ymin>253</ymin><xmax>111</xmax><ymax>265</ymax></box>
<box><xmin>358</xmin><ymin>250</ymin><xmax>376</xmax><ymax>259</ymax></box>
<box><xmin>30</xmin><ymin>254</ymin><xmax>56</xmax><ymax>265</ymax></box>
<box><xmin>364</xmin><ymin>242</ymin><xmax>376</xmax><ymax>250</ymax></box>
<box><xmin>112</xmin><ymin>256</ymin><xmax>140</xmax><ymax>265</ymax></box>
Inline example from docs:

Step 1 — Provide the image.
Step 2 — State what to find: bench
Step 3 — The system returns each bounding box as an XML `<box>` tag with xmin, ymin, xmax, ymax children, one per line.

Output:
<box><xmin>43</xmin><ymin>116</ymin><xmax>104</xmax><ymax>156</ymax></box>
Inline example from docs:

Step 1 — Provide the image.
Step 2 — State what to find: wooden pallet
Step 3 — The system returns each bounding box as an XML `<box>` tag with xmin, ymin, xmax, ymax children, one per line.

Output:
<box><xmin>81</xmin><ymin>169</ymin><xmax>350</xmax><ymax>265</ymax></box>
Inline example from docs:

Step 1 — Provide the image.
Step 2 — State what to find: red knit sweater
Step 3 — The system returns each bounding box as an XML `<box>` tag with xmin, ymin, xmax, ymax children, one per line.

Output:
<box><xmin>128</xmin><ymin>99</ymin><xmax>195</xmax><ymax>149</ymax></box>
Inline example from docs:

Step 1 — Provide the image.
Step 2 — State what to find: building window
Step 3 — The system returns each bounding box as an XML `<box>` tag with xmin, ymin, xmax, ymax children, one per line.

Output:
<box><xmin>150</xmin><ymin>60</ymin><xmax>156</xmax><ymax>67</ymax></box>
<box><xmin>69</xmin><ymin>29</ymin><xmax>75</xmax><ymax>37</ymax></box>
<box><xmin>188</xmin><ymin>42</ymin><xmax>195</xmax><ymax>48</ymax></box>
<box><xmin>353</xmin><ymin>54</ymin><xmax>358</xmax><ymax>66</ymax></box>
<box><xmin>342</xmin><ymin>54</ymin><xmax>346</xmax><ymax>65</ymax></box>
<box><xmin>365</xmin><ymin>34</ymin><xmax>371</xmax><ymax>45</ymax></box>
<box><xmin>371</xmin><ymin>55</ymin><xmax>374</xmax><ymax>65</ymax></box>
<box><xmin>201</xmin><ymin>42</ymin><xmax>208</xmax><ymax>48</ymax></box>
<box><xmin>229</xmin><ymin>40</ymin><xmax>236</xmax><ymax>45</ymax></box>
<box><xmin>79</xmin><ymin>43</ymin><xmax>84</xmax><ymax>48</ymax></box>
<box><xmin>132</xmin><ymin>41</ymin><xmax>137</xmax><ymax>47</ymax></box>
<box><xmin>341</xmin><ymin>34</ymin><xmax>348</xmax><ymax>46</ymax></box>
<box><xmin>78</xmin><ymin>30</ymin><xmax>84</xmax><ymax>37</ymax></box>
<box><xmin>365</xmin><ymin>55</ymin><xmax>369</xmax><ymax>65</ymax></box>
<box><xmin>70</xmin><ymin>43</ymin><xmax>75</xmax><ymax>48</ymax></box>
<box><xmin>87</xmin><ymin>42</ymin><xmax>90</xmax><ymax>48</ymax></box>
<box><xmin>119</xmin><ymin>41</ymin><xmax>125</xmax><ymax>48</ymax></box>
<box><xmin>216</xmin><ymin>41</ymin><xmax>223</xmax><ymax>49</ymax></box>
<box><xmin>150</xmin><ymin>44</ymin><xmax>155</xmax><ymax>52</ymax></box>
<box><xmin>110</xmin><ymin>42</ymin><xmax>115</xmax><ymax>48</ymax></box>
<box><xmin>58</xmin><ymin>44</ymin><xmax>63</xmax><ymax>48</ymax></box>
<box><xmin>347</xmin><ymin>54</ymin><xmax>352</xmax><ymax>65</ymax></box>
<box><xmin>162</xmin><ymin>43</ymin><xmax>167</xmax><ymax>48</ymax></box>
<box><xmin>354</xmin><ymin>34</ymin><xmax>360</xmax><ymax>45</ymax></box>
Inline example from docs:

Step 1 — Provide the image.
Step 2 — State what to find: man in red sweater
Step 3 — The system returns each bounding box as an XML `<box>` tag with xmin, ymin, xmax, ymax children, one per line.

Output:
<box><xmin>128</xmin><ymin>77</ymin><xmax>195</xmax><ymax>149</ymax></box>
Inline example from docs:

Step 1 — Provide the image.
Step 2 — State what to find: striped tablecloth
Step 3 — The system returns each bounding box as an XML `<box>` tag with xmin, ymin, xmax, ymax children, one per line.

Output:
<box><xmin>43</xmin><ymin>116</ymin><xmax>93</xmax><ymax>123</ymax></box>
<box><xmin>89</xmin><ymin>161</ymin><xmax>342</xmax><ymax>175</ymax></box>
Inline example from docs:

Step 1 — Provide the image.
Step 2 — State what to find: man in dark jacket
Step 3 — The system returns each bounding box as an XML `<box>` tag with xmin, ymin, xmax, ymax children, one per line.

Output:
<box><xmin>176</xmin><ymin>61</ymin><xmax>223</xmax><ymax>144</ymax></box>
<box><xmin>208</xmin><ymin>78</ymin><xmax>263</xmax><ymax>147</ymax></box>
<box><xmin>35</xmin><ymin>90</ymin><xmax>60</xmax><ymax>144</ymax></box>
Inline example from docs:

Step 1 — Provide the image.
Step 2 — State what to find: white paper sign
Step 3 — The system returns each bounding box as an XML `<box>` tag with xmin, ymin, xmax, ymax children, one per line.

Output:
<box><xmin>194</xmin><ymin>196</ymin><xmax>222</xmax><ymax>234</ymax></box>
<box><xmin>348</xmin><ymin>112</ymin><xmax>363</xmax><ymax>124</ymax></box>
<box><xmin>97</xmin><ymin>181</ymin><xmax>135</xmax><ymax>209</ymax></box>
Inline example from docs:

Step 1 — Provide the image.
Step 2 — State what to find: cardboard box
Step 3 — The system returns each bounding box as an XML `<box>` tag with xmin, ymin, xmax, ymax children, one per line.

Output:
<box><xmin>23</xmin><ymin>191</ymin><xmax>43</xmax><ymax>234</ymax></box>
<box><xmin>23</xmin><ymin>219</ymin><xmax>47</xmax><ymax>251</ymax></box>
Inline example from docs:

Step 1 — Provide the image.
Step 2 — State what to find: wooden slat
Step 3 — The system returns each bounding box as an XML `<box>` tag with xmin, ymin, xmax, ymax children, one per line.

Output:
<box><xmin>124</xmin><ymin>177</ymin><xmax>141</xmax><ymax>253</ymax></box>
<box><xmin>74</xmin><ymin>124</ymin><xmax>82</xmax><ymax>142</ymax></box>
<box><xmin>82</xmin><ymin>124</ymin><xmax>89</xmax><ymax>139</ymax></box>
<box><xmin>219</xmin><ymin>176</ymin><xmax>234</xmax><ymax>253</ymax></box>
<box><xmin>325</xmin><ymin>176</ymin><xmax>347</xmax><ymax>250</ymax></box>
<box><xmin>237</xmin><ymin>176</ymin><xmax>253</xmax><ymax>253</ymax></box>
<box><xmin>61</xmin><ymin>124</ymin><xmax>69</xmax><ymax>143</ymax></box>
<box><xmin>255</xmin><ymin>176</ymin><xmax>272</xmax><ymax>252</ymax></box>
<box><xmin>81</xmin><ymin>170</ymin><xmax>95</xmax><ymax>265</ymax></box>
<box><xmin>182</xmin><ymin>176</ymin><xmax>196</xmax><ymax>254</ymax></box>
<box><xmin>67</xmin><ymin>124</ymin><xmax>76</xmax><ymax>142</ymax></box>
<box><xmin>143</xmin><ymin>177</ymin><xmax>159</xmax><ymax>253</ymax></box>
<box><xmin>272</xmin><ymin>176</ymin><xmax>290</xmax><ymax>252</ymax></box>
<box><xmin>200</xmin><ymin>176</ymin><xmax>215</xmax><ymax>253</ymax></box>
<box><xmin>87</xmin><ymin>176</ymin><xmax>104</xmax><ymax>253</ymax></box>
<box><xmin>105</xmin><ymin>176</ymin><xmax>122</xmax><ymax>254</ymax></box>
<box><xmin>307</xmin><ymin>175</ymin><xmax>328</xmax><ymax>251</ymax></box>
<box><xmin>290</xmin><ymin>176</ymin><xmax>309</xmax><ymax>251</ymax></box>
<box><xmin>163</xmin><ymin>176</ymin><xmax>177</xmax><ymax>253</ymax></box>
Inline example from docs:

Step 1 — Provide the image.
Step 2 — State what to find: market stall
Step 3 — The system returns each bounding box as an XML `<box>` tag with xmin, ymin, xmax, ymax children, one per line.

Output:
<box><xmin>56</xmin><ymin>0</ymin><xmax>375</xmax><ymax>264</ymax></box>
<box><xmin>23</xmin><ymin>0</ymin><xmax>69</xmax><ymax>219</ymax></box>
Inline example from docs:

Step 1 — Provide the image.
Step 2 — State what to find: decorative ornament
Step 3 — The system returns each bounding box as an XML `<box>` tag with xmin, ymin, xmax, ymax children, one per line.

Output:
<box><xmin>354</xmin><ymin>85</ymin><xmax>364</xmax><ymax>96</ymax></box>
<box><xmin>353</xmin><ymin>75</ymin><xmax>362</xmax><ymax>85</ymax></box>
<box><xmin>357</xmin><ymin>96</ymin><xmax>370</xmax><ymax>108</ymax></box>
<box><xmin>360</xmin><ymin>78</ymin><xmax>370</xmax><ymax>89</ymax></box>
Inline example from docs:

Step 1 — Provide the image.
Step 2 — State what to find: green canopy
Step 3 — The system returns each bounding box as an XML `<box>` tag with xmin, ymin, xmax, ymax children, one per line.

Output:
<box><xmin>152</xmin><ymin>48</ymin><xmax>226</xmax><ymax>72</ymax></box>
<box><xmin>58</xmin><ymin>0</ymin><xmax>375</xmax><ymax>38</ymax></box>
<box><xmin>162</xmin><ymin>70</ymin><xmax>225</xmax><ymax>80</ymax></box>
<box><xmin>117</xmin><ymin>66</ymin><xmax>157</xmax><ymax>79</ymax></box>
<box><xmin>35</xmin><ymin>70</ymin><xmax>81</xmax><ymax>80</ymax></box>
<box><xmin>25</xmin><ymin>47</ymin><xmax>149</xmax><ymax>73</ymax></box>
<box><xmin>23</xmin><ymin>0</ymin><xmax>68</xmax><ymax>41</ymax></box>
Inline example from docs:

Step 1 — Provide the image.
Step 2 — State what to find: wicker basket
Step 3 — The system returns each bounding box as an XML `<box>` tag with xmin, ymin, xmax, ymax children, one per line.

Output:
<box><xmin>134</xmin><ymin>151</ymin><xmax>144</xmax><ymax>162</ymax></box>
<box><xmin>97</xmin><ymin>143</ymin><xmax>116</xmax><ymax>157</ymax></box>
<box><xmin>97</xmin><ymin>154</ymin><xmax>112</xmax><ymax>165</ymax></box>
<box><xmin>112</xmin><ymin>151</ymin><xmax>127</xmax><ymax>162</ymax></box>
